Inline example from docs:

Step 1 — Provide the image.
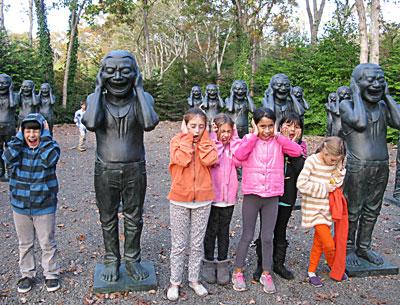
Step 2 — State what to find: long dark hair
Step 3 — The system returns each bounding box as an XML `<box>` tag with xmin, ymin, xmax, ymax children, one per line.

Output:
<box><xmin>253</xmin><ymin>107</ymin><xmax>276</xmax><ymax>124</ymax></box>
<box><xmin>278</xmin><ymin>112</ymin><xmax>303</xmax><ymax>131</ymax></box>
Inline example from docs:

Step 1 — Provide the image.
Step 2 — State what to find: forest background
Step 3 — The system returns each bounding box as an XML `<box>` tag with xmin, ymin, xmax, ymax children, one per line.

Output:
<box><xmin>0</xmin><ymin>0</ymin><xmax>399</xmax><ymax>140</ymax></box>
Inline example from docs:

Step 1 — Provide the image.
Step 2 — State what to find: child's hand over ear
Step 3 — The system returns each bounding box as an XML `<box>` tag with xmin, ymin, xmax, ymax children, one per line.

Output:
<box><xmin>180</xmin><ymin>119</ymin><xmax>188</xmax><ymax>134</ymax></box>
<box><xmin>251</xmin><ymin>119</ymin><xmax>258</xmax><ymax>136</ymax></box>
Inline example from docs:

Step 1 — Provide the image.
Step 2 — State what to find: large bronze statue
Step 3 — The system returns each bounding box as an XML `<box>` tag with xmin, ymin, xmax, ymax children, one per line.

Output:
<box><xmin>340</xmin><ymin>63</ymin><xmax>400</xmax><ymax>266</ymax></box>
<box><xmin>82</xmin><ymin>50</ymin><xmax>159</xmax><ymax>282</ymax></box>
<box><xmin>225</xmin><ymin>80</ymin><xmax>255</xmax><ymax>138</ymax></box>
<box><xmin>187</xmin><ymin>85</ymin><xmax>203</xmax><ymax>108</ymax></box>
<box><xmin>394</xmin><ymin>136</ymin><xmax>400</xmax><ymax>200</ymax></box>
<box><xmin>262</xmin><ymin>74</ymin><xmax>304</xmax><ymax>125</ymax></box>
<box><xmin>18</xmin><ymin>80</ymin><xmax>39</xmax><ymax>125</ymax></box>
<box><xmin>0</xmin><ymin>74</ymin><xmax>17</xmax><ymax>180</ymax></box>
<box><xmin>201</xmin><ymin>84</ymin><xmax>224</xmax><ymax>131</ymax></box>
<box><xmin>38</xmin><ymin>83</ymin><xmax>56</xmax><ymax>135</ymax></box>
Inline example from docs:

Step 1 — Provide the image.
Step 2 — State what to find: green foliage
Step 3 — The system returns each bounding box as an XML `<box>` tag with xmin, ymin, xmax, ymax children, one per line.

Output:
<box><xmin>34</xmin><ymin>0</ymin><xmax>55</xmax><ymax>85</ymax></box>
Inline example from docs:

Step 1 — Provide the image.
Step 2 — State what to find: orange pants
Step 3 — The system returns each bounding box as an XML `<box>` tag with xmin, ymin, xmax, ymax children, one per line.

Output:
<box><xmin>308</xmin><ymin>224</ymin><xmax>335</xmax><ymax>273</ymax></box>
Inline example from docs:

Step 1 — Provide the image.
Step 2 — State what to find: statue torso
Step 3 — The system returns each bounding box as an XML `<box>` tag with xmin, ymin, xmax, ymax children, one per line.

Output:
<box><xmin>20</xmin><ymin>95</ymin><xmax>37</xmax><ymax>118</ymax></box>
<box><xmin>95</xmin><ymin>96</ymin><xmax>145</xmax><ymax>163</ymax></box>
<box><xmin>39</xmin><ymin>96</ymin><xmax>54</xmax><ymax>121</ymax></box>
<box><xmin>0</xmin><ymin>93</ymin><xmax>16</xmax><ymax>134</ymax></box>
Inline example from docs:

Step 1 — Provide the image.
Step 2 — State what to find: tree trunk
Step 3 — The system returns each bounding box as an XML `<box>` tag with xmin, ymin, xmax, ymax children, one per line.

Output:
<box><xmin>62</xmin><ymin>9</ymin><xmax>78</xmax><ymax>109</ymax></box>
<box><xmin>142</xmin><ymin>0</ymin><xmax>151</xmax><ymax>78</ymax></box>
<box><xmin>28</xmin><ymin>0</ymin><xmax>33</xmax><ymax>45</ymax></box>
<box><xmin>370</xmin><ymin>0</ymin><xmax>380</xmax><ymax>64</ymax></box>
<box><xmin>0</xmin><ymin>0</ymin><xmax>5</xmax><ymax>30</ymax></box>
<box><xmin>306</xmin><ymin>0</ymin><xmax>326</xmax><ymax>45</ymax></box>
<box><xmin>355</xmin><ymin>0</ymin><xmax>368</xmax><ymax>63</ymax></box>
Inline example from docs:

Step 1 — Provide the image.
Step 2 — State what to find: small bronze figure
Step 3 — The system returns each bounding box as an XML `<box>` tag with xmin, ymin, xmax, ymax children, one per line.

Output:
<box><xmin>202</xmin><ymin>84</ymin><xmax>224</xmax><ymax>131</ymax></box>
<box><xmin>38</xmin><ymin>83</ymin><xmax>56</xmax><ymax>135</ymax></box>
<box><xmin>187</xmin><ymin>85</ymin><xmax>203</xmax><ymax>108</ymax></box>
<box><xmin>18</xmin><ymin>80</ymin><xmax>39</xmax><ymax>125</ymax></box>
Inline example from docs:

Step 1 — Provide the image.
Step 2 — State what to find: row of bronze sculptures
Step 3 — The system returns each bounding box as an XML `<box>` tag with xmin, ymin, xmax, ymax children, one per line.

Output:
<box><xmin>187</xmin><ymin>65</ymin><xmax>399</xmax><ymax>271</ymax></box>
<box><xmin>0</xmin><ymin>75</ymin><xmax>56</xmax><ymax>180</ymax></box>
<box><xmin>189</xmin><ymin>75</ymin><xmax>310</xmax><ymax>138</ymax></box>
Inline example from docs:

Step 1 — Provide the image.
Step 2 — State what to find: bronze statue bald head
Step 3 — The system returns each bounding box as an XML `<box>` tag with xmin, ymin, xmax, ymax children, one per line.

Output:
<box><xmin>352</xmin><ymin>63</ymin><xmax>385</xmax><ymax>104</ymax></box>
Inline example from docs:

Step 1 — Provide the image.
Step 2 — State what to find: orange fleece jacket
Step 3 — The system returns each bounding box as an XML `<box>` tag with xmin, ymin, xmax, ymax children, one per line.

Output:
<box><xmin>168</xmin><ymin>130</ymin><xmax>218</xmax><ymax>202</ymax></box>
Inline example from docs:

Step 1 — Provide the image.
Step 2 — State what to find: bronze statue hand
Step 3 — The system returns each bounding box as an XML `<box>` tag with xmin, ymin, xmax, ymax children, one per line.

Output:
<box><xmin>95</xmin><ymin>70</ymin><xmax>104</xmax><ymax>89</ymax></box>
<box><xmin>350</xmin><ymin>77</ymin><xmax>360</xmax><ymax>99</ymax></box>
<box><xmin>134</xmin><ymin>72</ymin><xmax>144</xmax><ymax>89</ymax></box>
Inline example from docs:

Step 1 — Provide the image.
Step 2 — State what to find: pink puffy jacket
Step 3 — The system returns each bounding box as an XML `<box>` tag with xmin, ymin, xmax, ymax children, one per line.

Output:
<box><xmin>236</xmin><ymin>133</ymin><xmax>302</xmax><ymax>198</ymax></box>
<box><xmin>210</xmin><ymin>132</ymin><xmax>242</xmax><ymax>205</ymax></box>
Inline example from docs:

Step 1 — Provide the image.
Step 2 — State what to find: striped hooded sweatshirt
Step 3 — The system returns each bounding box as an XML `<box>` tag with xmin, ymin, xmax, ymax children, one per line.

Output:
<box><xmin>2</xmin><ymin>113</ymin><xmax>60</xmax><ymax>215</ymax></box>
<box><xmin>296</xmin><ymin>153</ymin><xmax>345</xmax><ymax>229</ymax></box>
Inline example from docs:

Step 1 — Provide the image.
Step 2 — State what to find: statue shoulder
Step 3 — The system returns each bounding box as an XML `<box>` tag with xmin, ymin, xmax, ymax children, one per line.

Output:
<box><xmin>86</xmin><ymin>93</ymin><xmax>97</xmax><ymax>105</ymax></box>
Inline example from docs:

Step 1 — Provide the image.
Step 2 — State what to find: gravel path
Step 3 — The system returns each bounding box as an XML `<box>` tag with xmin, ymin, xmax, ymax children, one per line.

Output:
<box><xmin>0</xmin><ymin>121</ymin><xmax>399</xmax><ymax>305</ymax></box>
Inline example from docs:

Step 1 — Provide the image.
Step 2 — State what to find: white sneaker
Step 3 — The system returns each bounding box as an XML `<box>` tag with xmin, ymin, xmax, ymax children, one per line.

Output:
<box><xmin>189</xmin><ymin>282</ymin><xmax>208</xmax><ymax>297</ymax></box>
<box><xmin>167</xmin><ymin>285</ymin><xmax>179</xmax><ymax>301</ymax></box>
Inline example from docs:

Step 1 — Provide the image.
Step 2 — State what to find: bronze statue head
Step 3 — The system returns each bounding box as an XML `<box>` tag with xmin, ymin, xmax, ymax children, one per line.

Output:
<box><xmin>352</xmin><ymin>63</ymin><xmax>385</xmax><ymax>104</ymax></box>
<box><xmin>337</xmin><ymin>86</ymin><xmax>351</xmax><ymax>102</ymax></box>
<box><xmin>39</xmin><ymin>83</ymin><xmax>51</xmax><ymax>97</ymax></box>
<box><xmin>100</xmin><ymin>50</ymin><xmax>138</xmax><ymax>98</ymax></box>
<box><xmin>328</xmin><ymin>92</ymin><xmax>337</xmax><ymax>104</ymax></box>
<box><xmin>270</xmin><ymin>74</ymin><xmax>291</xmax><ymax>102</ymax></box>
<box><xmin>20</xmin><ymin>80</ymin><xmax>35</xmax><ymax>97</ymax></box>
<box><xmin>0</xmin><ymin>74</ymin><xmax>12</xmax><ymax>95</ymax></box>
<box><xmin>205</xmin><ymin>84</ymin><xmax>218</xmax><ymax>100</ymax></box>
<box><xmin>292</xmin><ymin>86</ymin><xmax>303</xmax><ymax>99</ymax></box>
<box><xmin>191</xmin><ymin>85</ymin><xmax>202</xmax><ymax>100</ymax></box>
<box><xmin>231</xmin><ymin>80</ymin><xmax>248</xmax><ymax>102</ymax></box>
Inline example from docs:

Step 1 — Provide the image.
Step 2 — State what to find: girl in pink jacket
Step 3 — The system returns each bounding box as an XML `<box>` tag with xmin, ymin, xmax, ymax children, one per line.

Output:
<box><xmin>202</xmin><ymin>114</ymin><xmax>242</xmax><ymax>286</ymax></box>
<box><xmin>232</xmin><ymin>107</ymin><xmax>302</xmax><ymax>294</ymax></box>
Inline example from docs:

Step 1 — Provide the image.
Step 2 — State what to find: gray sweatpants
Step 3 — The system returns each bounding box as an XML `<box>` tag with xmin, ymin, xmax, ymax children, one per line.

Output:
<box><xmin>169</xmin><ymin>204</ymin><xmax>211</xmax><ymax>285</ymax></box>
<box><xmin>234</xmin><ymin>194</ymin><xmax>278</xmax><ymax>273</ymax></box>
<box><xmin>13</xmin><ymin>212</ymin><xmax>59</xmax><ymax>279</ymax></box>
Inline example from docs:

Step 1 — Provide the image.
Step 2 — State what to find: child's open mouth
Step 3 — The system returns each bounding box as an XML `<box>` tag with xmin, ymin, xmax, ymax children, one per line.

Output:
<box><xmin>193</xmin><ymin>135</ymin><xmax>200</xmax><ymax>142</ymax></box>
<box><xmin>28</xmin><ymin>138</ymin><xmax>39</xmax><ymax>148</ymax></box>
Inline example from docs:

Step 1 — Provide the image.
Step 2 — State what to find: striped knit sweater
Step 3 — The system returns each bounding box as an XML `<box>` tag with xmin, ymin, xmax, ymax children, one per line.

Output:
<box><xmin>296</xmin><ymin>153</ymin><xmax>345</xmax><ymax>228</ymax></box>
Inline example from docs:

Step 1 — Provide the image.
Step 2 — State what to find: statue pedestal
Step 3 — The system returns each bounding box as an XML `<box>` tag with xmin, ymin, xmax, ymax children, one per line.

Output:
<box><xmin>93</xmin><ymin>261</ymin><xmax>157</xmax><ymax>293</ymax></box>
<box><xmin>384</xmin><ymin>195</ymin><xmax>400</xmax><ymax>208</ymax></box>
<box><xmin>346</xmin><ymin>256</ymin><xmax>399</xmax><ymax>277</ymax></box>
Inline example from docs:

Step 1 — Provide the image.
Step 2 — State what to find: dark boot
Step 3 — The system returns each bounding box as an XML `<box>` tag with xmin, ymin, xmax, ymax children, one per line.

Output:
<box><xmin>0</xmin><ymin>158</ymin><xmax>6</xmax><ymax>182</ymax></box>
<box><xmin>202</xmin><ymin>259</ymin><xmax>216</xmax><ymax>284</ymax></box>
<box><xmin>356</xmin><ymin>217</ymin><xmax>384</xmax><ymax>265</ymax></box>
<box><xmin>252</xmin><ymin>238</ymin><xmax>262</xmax><ymax>281</ymax></box>
<box><xmin>273</xmin><ymin>241</ymin><xmax>294</xmax><ymax>280</ymax></box>
<box><xmin>216</xmin><ymin>259</ymin><xmax>231</xmax><ymax>285</ymax></box>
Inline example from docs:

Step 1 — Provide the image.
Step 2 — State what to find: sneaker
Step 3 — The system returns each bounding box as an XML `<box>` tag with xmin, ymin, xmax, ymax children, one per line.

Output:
<box><xmin>189</xmin><ymin>282</ymin><xmax>208</xmax><ymax>297</ymax></box>
<box><xmin>45</xmin><ymin>278</ymin><xmax>60</xmax><ymax>292</ymax></box>
<box><xmin>260</xmin><ymin>274</ymin><xmax>276</xmax><ymax>294</ymax></box>
<box><xmin>341</xmin><ymin>273</ymin><xmax>349</xmax><ymax>281</ymax></box>
<box><xmin>17</xmin><ymin>277</ymin><xmax>33</xmax><ymax>293</ymax></box>
<box><xmin>232</xmin><ymin>272</ymin><xmax>247</xmax><ymax>291</ymax></box>
<box><xmin>308</xmin><ymin>275</ymin><xmax>323</xmax><ymax>287</ymax></box>
<box><xmin>167</xmin><ymin>285</ymin><xmax>179</xmax><ymax>301</ymax></box>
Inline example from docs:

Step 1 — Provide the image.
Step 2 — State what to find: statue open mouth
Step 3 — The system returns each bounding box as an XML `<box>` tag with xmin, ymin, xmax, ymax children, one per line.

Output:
<box><xmin>106</xmin><ymin>81</ymin><xmax>132</xmax><ymax>97</ymax></box>
<box><xmin>365</xmin><ymin>87</ymin><xmax>383</xmax><ymax>102</ymax></box>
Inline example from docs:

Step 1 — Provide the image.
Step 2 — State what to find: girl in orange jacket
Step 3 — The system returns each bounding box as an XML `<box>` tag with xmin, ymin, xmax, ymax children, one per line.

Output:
<box><xmin>167</xmin><ymin>108</ymin><xmax>218</xmax><ymax>301</ymax></box>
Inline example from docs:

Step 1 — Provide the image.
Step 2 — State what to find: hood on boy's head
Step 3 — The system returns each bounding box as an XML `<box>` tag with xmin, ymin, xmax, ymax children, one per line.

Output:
<box><xmin>21</xmin><ymin>113</ymin><xmax>45</xmax><ymax>134</ymax></box>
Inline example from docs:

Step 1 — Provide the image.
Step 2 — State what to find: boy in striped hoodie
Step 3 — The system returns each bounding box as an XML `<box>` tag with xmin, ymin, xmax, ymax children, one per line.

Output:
<box><xmin>2</xmin><ymin>113</ymin><xmax>61</xmax><ymax>293</ymax></box>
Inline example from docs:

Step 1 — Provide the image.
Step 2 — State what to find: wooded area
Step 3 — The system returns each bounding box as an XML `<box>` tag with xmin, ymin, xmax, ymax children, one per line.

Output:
<box><xmin>0</xmin><ymin>0</ymin><xmax>399</xmax><ymax>138</ymax></box>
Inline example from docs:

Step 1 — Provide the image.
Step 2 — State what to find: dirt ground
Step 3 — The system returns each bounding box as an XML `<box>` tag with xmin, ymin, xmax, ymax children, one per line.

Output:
<box><xmin>0</xmin><ymin>121</ymin><xmax>399</xmax><ymax>305</ymax></box>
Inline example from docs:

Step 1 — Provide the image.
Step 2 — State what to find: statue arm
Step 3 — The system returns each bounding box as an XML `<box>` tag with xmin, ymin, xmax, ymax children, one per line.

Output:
<box><xmin>339</xmin><ymin>100</ymin><xmax>367</xmax><ymax>131</ymax></box>
<box><xmin>303</xmin><ymin>98</ymin><xmax>310</xmax><ymax>110</ymax></box>
<box><xmin>383</xmin><ymin>93</ymin><xmax>400</xmax><ymax>129</ymax></box>
<box><xmin>263</xmin><ymin>90</ymin><xmax>274</xmax><ymax>111</ymax></box>
<box><xmin>198</xmin><ymin>130</ymin><xmax>218</xmax><ymax>166</ymax></box>
<box><xmin>291</xmin><ymin>95</ymin><xmax>305</xmax><ymax>116</ymax></box>
<box><xmin>170</xmin><ymin>133</ymin><xmax>194</xmax><ymax>167</ymax></box>
<box><xmin>135</xmin><ymin>91</ymin><xmax>159</xmax><ymax>131</ymax></box>
<box><xmin>81</xmin><ymin>92</ymin><xmax>104</xmax><ymax>131</ymax></box>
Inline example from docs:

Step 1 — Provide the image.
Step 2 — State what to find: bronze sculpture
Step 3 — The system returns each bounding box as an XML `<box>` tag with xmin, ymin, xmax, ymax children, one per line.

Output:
<box><xmin>187</xmin><ymin>85</ymin><xmax>203</xmax><ymax>108</ymax></box>
<box><xmin>38</xmin><ymin>83</ymin><xmax>56</xmax><ymax>135</ymax></box>
<box><xmin>225</xmin><ymin>80</ymin><xmax>255</xmax><ymax>138</ymax></box>
<box><xmin>201</xmin><ymin>84</ymin><xmax>224</xmax><ymax>131</ymax></box>
<box><xmin>82</xmin><ymin>50</ymin><xmax>159</xmax><ymax>282</ymax></box>
<box><xmin>262</xmin><ymin>74</ymin><xmax>304</xmax><ymax>126</ymax></box>
<box><xmin>340</xmin><ymin>63</ymin><xmax>400</xmax><ymax>267</ymax></box>
<box><xmin>394</xmin><ymin>137</ymin><xmax>400</xmax><ymax>201</ymax></box>
<box><xmin>325</xmin><ymin>92</ymin><xmax>337</xmax><ymax>136</ymax></box>
<box><xmin>18</xmin><ymin>80</ymin><xmax>39</xmax><ymax>125</ymax></box>
<box><xmin>0</xmin><ymin>74</ymin><xmax>17</xmax><ymax>180</ymax></box>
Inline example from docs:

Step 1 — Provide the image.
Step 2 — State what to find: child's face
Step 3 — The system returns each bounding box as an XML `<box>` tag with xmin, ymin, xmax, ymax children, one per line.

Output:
<box><xmin>281</xmin><ymin>121</ymin><xmax>302</xmax><ymax>141</ymax></box>
<box><xmin>217</xmin><ymin>123</ymin><xmax>233</xmax><ymax>144</ymax></box>
<box><xmin>320</xmin><ymin>148</ymin><xmax>342</xmax><ymax>166</ymax></box>
<box><xmin>24</xmin><ymin>129</ymin><xmax>41</xmax><ymax>149</ymax></box>
<box><xmin>257</xmin><ymin>117</ymin><xmax>275</xmax><ymax>140</ymax></box>
<box><xmin>81</xmin><ymin>104</ymin><xmax>87</xmax><ymax>111</ymax></box>
<box><xmin>187</xmin><ymin>115</ymin><xmax>206</xmax><ymax>143</ymax></box>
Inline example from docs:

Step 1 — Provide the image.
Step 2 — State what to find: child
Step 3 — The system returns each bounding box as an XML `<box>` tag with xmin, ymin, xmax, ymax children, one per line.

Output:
<box><xmin>296</xmin><ymin>136</ymin><xmax>346</xmax><ymax>287</ymax></box>
<box><xmin>253</xmin><ymin>112</ymin><xmax>307</xmax><ymax>281</ymax></box>
<box><xmin>2</xmin><ymin>113</ymin><xmax>61</xmax><ymax>293</ymax></box>
<box><xmin>167</xmin><ymin>108</ymin><xmax>218</xmax><ymax>301</ymax></box>
<box><xmin>232</xmin><ymin>107</ymin><xmax>302</xmax><ymax>294</ymax></box>
<box><xmin>74</xmin><ymin>100</ymin><xmax>87</xmax><ymax>152</ymax></box>
<box><xmin>202</xmin><ymin>113</ymin><xmax>241</xmax><ymax>285</ymax></box>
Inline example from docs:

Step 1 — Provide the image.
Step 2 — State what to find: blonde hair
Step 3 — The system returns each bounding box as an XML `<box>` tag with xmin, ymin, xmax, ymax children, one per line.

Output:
<box><xmin>315</xmin><ymin>136</ymin><xmax>346</xmax><ymax>157</ymax></box>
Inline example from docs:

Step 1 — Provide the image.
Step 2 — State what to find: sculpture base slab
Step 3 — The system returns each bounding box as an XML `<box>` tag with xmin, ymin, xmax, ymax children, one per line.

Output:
<box><xmin>384</xmin><ymin>195</ymin><xmax>400</xmax><ymax>208</ymax></box>
<box><xmin>93</xmin><ymin>262</ymin><xmax>157</xmax><ymax>293</ymax></box>
<box><xmin>346</xmin><ymin>256</ymin><xmax>399</xmax><ymax>277</ymax></box>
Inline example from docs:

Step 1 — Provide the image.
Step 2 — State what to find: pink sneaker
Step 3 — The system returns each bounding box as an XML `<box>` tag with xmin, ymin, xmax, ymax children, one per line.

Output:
<box><xmin>232</xmin><ymin>272</ymin><xmax>247</xmax><ymax>291</ymax></box>
<box><xmin>260</xmin><ymin>274</ymin><xmax>276</xmax><ymax>294</ymax></box>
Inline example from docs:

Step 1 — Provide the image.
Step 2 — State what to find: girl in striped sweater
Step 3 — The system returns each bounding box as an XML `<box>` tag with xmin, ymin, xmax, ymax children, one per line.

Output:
<box><xmin>296</xmin><ymin>136</ymin><xmax>346</xmax><ymax>287</ymax></box>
